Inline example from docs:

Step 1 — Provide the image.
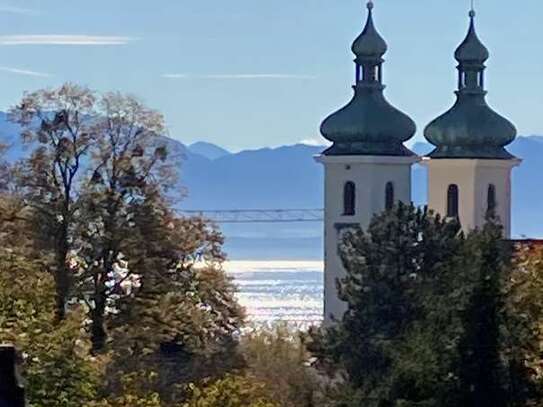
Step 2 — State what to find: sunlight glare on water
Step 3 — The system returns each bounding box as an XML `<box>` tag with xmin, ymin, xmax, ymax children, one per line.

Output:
<box><xmin>224</xmin><ymin>260</ymin><xmax>324</xmax><ymax>327</ymax></box>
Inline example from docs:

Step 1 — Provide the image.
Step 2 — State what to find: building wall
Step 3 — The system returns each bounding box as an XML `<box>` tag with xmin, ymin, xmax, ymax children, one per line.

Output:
<box><xmin>315</xmin><ymin>155</ymin><xmax>419</xmax><ymax>324</ymax></box>
<box><xmin>424</xmin><ymin>158</ymin><xmax>521</xmax><ymax>238</ymax></box>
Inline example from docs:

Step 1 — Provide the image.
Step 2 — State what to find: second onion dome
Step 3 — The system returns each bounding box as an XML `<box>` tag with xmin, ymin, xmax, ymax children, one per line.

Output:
<box><xmin>320</xmin><ymin>1</ymin><xmax>416</xmax><ymax>156</ymax></box>
<box><xmin>424</xmin><ymin>10</ymin><xmax>517</xmax><ymax>159</ymax></box>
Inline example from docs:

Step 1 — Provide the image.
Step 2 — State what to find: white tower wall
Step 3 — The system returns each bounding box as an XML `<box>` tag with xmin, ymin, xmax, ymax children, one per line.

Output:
<box><xmin>424</xmin><ymin>158</ymin><xmax>521</xmax><ymax>238</ymax></box>
<box><xmin>316</xmin><ymin>155</ymin><xmax>419</xmax><ymax>324</ymax></box>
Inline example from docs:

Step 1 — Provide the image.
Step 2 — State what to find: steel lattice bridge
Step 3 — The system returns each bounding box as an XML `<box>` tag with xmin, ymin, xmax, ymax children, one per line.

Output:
<box><xmin>178</xmin><ymin>209</ymin><xmax>324</xmax><ymax>224</ymax></box>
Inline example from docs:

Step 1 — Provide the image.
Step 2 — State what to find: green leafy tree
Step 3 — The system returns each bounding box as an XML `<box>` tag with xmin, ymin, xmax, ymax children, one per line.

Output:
<box><xmin>102</xmin><ymin>206</ymin><xmax>245</xmax><ymax>404</ymax></box>
<box><xmin>502</xmin><ymin>243</ymin><xmax>543</xmax><ymax>405</ymax></box>
<box><xmin>88</xmin><ymin>372</ymin><xmax>162</xmax><ymax>407</ymax></box>
<box><xmin>183</xmin><ymin>375</ymin><xmax>279</xmax><ymax>407</ymax></box>
<box><xmin>0</xmin><ymin>251</ymin><xmax>102</xmax><ymax>407</ymax></box>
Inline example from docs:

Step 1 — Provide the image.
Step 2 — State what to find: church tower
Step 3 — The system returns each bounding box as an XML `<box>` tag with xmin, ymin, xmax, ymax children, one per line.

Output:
<box><xmin>316</xmin><ymin>1</ymin><xmax>417</xmax><ymax>323</ymax></box>
<box><xmin>424</xmin><ymin>9</ymin><xmax>520</xmax><ymax>237</ymax></box>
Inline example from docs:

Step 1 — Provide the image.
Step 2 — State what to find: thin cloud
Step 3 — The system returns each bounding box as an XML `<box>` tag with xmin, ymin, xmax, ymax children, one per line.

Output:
<box><xmin>0</xmin><ymin>35</ymin><xmax>136</xmax><ymax>46</ymax></box>
<box><xmin>0</xmin><ymin>66</ymin><xmax>51</xmax><ymax>77</ymax></box>
<box><xmin>299</xmin><ymin>138</ymin><xmax>330</xmax><ymax>147</ymax></box>
<box><xmin>0</xmin><ymin>5</ymin><xmax>38</xmax><ymax>15</ymax></box>
<box><xmin>162</xmin><ymin>73</ymin><xmax>318</xmax><ymax>80</ymax></box>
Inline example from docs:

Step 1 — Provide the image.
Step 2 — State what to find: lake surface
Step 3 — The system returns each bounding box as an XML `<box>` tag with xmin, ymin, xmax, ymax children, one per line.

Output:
<box><xmin>224</xmin><ymin>260</ymin><xmax>323</xmax><ymax>326</ymax></box>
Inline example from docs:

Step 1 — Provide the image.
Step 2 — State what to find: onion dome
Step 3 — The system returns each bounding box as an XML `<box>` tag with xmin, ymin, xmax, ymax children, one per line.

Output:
<box><xmin>351</xmin><ymin>2</ymin><xmax>387</xmax><ymax>60</ymax></box>
<box><xmin>320</xmin><ymin>1</ymin><xmax>416</xmax><ymax>156</ymax></box>
<box><xmin>454</xmin><ymin>11</ymin><xmax>489</xmax><ymax>64</ymax></box>
<box><xmin>424</xmin><ymin>10</ymin><xmax>517</xmax><ymax>159</ymax></box>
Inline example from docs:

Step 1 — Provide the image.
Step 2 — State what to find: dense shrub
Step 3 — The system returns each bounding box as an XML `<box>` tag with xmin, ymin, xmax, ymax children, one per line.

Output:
<box><xmin>183</xmin><ymin>374</ymin><xmax>279</xmax><ymax>407</ymax></box>
<box><xmin>241</xmin><ymin>324</ymin><xmax>321</xmax><ymax>407</ymax></box>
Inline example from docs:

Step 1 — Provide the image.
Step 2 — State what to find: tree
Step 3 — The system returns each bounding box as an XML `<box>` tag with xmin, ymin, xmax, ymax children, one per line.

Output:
<box><xmin>3</xmin><ymin>83</ymin><xmax>249</xmax><ymax>406</ymax></box>
<box><xmin>182</xmin><ymin>375</ymin><xmax>279</xmax><ymax>407</ymax></box>
<box><xmin>241</xmin><ymin>324</ymin><xmax>320</xmax><ymax>407</ymax></box>
<box><xmin>310</xmin><ymin>204</ymin><xmax>464</xmax><ymax>405</ymax></box>
<box><xmin>74</xmin><ymin>92</ymin><xmax>177</xmax><ymax>352</ymax></box>
<box><xmin>0</xmin><ymin>142</ymin><xmax>11</xmax><ymax>191</ymax></box>
<box><xmin>99</xmin><ymin>205</ymin><xmax>244</xmax><ymax>404</ymax></box>
<box><xmin>88</xmin><ymin>372</ymin><xmax>162</xmax><ymax>407</ymax></box>
<box><xmin>456</xmin><ymin>222</ymin><xmax>509</xmax><ymax>407</ymax></box>
<box><xmin>502</xmin><ymin>243</ymin><xmax>543</xmax><ymax>405</ymax></box>
<box><xmin>0</xmin><ymin>251</ymin><xmax>102</xmax><ymax>407</ymax></box>
<box><xmin>0</xmin><ymin>194</ymin><xmax>31</xmax><ymax>256</ymax></box>
<box><xmin>9</xmin><ymin>84</ymin><xmax>97</xmax><ymax>319</ymax></box>
<box><xmin>9</xmin><ymin>85</ymin><xmax>182</xmax><ymax>351</ymax></box>
<box><xmin>309</xmin><ymin>204</ymin><xmax>543</xmax><ymax>406</ymax></box>
<box><xmin>0</xmin><ymin>141</ymin><xmax>40</xmax><ymax>268</ymax></box>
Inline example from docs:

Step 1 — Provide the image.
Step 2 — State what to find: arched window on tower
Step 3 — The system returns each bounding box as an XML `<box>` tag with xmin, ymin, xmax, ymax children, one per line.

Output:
<box><xmin>487</xmin><ymin>184</ymin><xmax>497</xmax><ymax>215</ymax></box>
<box><xmin>385</xmin><ymin>182</ymin><xmax>394</xmax><ymax>211</ymax></box>
<box><xmin>355</xmin><ymin>64</ymin><xmax>362</xmax><ymax>83</ymax></box>
<box><xmin>343</xmin><ymin>182</ymin><xmax>356</xmax><ymax>216</ymax></box>
<box><xmin>447</xmin><ymin>184</ymin><xmax>459</xmax><ymax>218</ymax></box>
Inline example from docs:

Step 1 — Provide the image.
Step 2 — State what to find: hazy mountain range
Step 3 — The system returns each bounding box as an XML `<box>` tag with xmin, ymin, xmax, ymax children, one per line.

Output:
<box><xmin>177</xmin><ymin>135</ymin><xmax>543</xmax><ymax>260</ymax></box>
<box><xmin>180</xmin><ymin>136</ymin><xmax>543</xmax><ymax>234</ymax></box>
<box><xmin>1</xmin><ymin>112</ymin><xmax>542</xmax><ymax>259</ymax></box>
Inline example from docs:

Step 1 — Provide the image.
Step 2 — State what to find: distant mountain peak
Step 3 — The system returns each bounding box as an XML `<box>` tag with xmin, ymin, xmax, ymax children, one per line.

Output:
<box><xmin>188</xmin><ymin>141</ymin><xmax>230</xmax><ymax>160</ymax></box>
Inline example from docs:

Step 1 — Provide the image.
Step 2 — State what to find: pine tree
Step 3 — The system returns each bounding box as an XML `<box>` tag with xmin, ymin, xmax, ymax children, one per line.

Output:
<box><xmin>309</xmin><ymin>204</ymin><xmax>543</xmax><ymax>406</ymax></box>
<box><xmin>309</xmin><ymin>203</ymin><xmax>464</xmax><ymax>405</ymax></box>
<box><xmin>457</xmin><ymin>222</ymin><xmax>509</xmax><ymax>406</ymax></box>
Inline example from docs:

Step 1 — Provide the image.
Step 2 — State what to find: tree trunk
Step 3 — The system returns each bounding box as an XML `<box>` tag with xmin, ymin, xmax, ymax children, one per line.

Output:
<box><xmin>54</xmin><ymin>224</ymin><xmax>71</xmax><ymax>321</ymax></box>
<box><xmin>91</xmin><ymin>292</ymin><xmax>107</xmax><ymax>353</ymax></box>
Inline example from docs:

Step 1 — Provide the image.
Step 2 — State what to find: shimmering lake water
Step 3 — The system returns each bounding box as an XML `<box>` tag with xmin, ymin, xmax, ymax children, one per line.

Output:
<box><xmin>224</xmin><ymin>260</ymin><xmax>323</xmax><ymax>326</ymax></box>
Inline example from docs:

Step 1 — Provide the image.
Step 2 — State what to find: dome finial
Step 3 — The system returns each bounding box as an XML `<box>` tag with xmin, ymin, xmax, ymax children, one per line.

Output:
<box><xmin>470</xmin><ymin>0</ymin><xmax>475</xmax><ymax>16</ymax></box>
<box><xmin>367</xmin><ymin>1</ymin><xmax>374</xmax><ymax>11</ymax></box>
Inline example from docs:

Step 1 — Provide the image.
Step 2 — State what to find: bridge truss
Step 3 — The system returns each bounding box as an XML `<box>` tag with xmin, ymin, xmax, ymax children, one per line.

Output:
<box><xmin>178</xmin><ymin>209</ymin><xmax>324</xmax><ymax>224</ymax></box>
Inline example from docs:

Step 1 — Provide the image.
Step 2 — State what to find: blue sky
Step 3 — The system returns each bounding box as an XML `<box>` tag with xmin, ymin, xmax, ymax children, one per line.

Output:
<box><xmin>0</xmin><ymin>0</ymin><xmax>541</xmax><ymax>151</ymax></box>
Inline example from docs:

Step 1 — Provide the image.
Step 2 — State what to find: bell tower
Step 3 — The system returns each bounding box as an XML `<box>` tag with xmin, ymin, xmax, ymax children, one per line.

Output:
<box><xmin>423</xmin><ymin>9</ymin><xmax>520</xmax><ymax>237</ymax></box>
<box><xmin>316</xmin><ymin>1</ymin><xmax>418</xmax><ymax>324</ymax></box>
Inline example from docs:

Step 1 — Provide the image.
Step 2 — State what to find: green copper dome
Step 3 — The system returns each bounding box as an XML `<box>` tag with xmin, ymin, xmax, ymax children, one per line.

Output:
<box><xmin>424</xmin><ymin>11</ymin><xmax>517</xmax><ymax>159</ymax></box>
<box><xmin>454</xmin><ymin>11</ymin><xmax>489</xmax><ymax>64</ymax></box>
<box><xmin>351</xmin><ymin>2</ymin><xmax>387</xmax><ymax>60</ymax></box>
<box><xmin>321</xmin><ymin>1</ymin><xmax>416</xmax><ymax>157</ymax></box>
